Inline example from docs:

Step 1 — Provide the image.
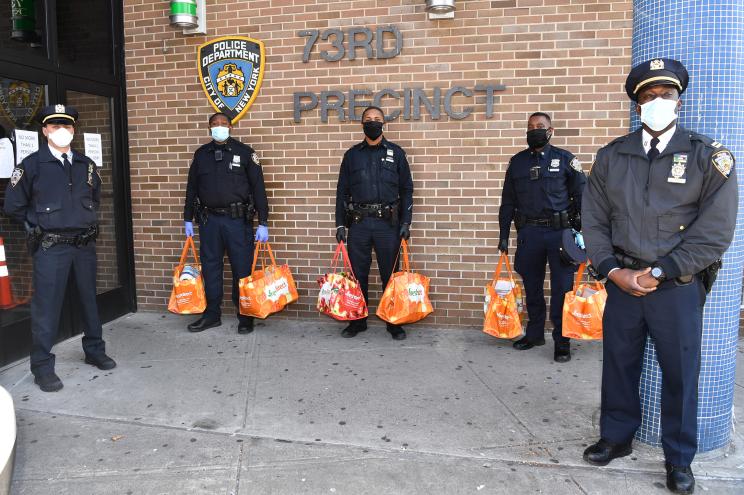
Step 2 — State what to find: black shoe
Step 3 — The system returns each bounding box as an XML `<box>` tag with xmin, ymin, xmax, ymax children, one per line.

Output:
<box><xmin>513</xmin><ymin>336</ymin><xmax>545</xmax><ymax>350</ymax></box>
<box><xmin>341</xmin><ymin>323</ymin><xmax>367</xmax><ymax>338</ymax></box>
<box><xmin>34</xmin><ymin>373</ymin><xmax>63</xmax><ymax>392</ymax></box>
<box><xmin>388</xmin><ymin>325</ymin><xmax>406</xmax><ymax>341</ymax></box>
<box><xmin>85</xmin><ymin>354</ymin><xmax>117</xmax><ymax>370</ymax></box>
<box><xmin>238</xmin><ymin>320</ymin><xmax>254</xmax><ymax>334</ymax></box>
<box><xmin>583</xmin><ymin>438</ymin><xmax>633</xmax><ymax>466</ymax></box>
<box><xmin>188</xmin><ymin>317</ymin><xmax>221</xmax><ymax>333</ymax></box>
<box><xmin>666</xmin><ymin>463</ymin><xmax>695</xmax><ymax>494</ymax></box>
<box><xmin>554</xmin><ymin>345</ymin><xmax>571</xmax><ymax>363</ymax></box>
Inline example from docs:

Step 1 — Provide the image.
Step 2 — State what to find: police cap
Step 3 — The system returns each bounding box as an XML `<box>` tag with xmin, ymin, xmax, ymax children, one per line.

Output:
<box><xmin>625</xmin><ymin>58</ymin><xmax>689</xmax><ymax>101</ymax></box>
<box><xmin>38</xmin><ymin>104</ymin><xmax>78</xmax><ymax>125</ymax></box>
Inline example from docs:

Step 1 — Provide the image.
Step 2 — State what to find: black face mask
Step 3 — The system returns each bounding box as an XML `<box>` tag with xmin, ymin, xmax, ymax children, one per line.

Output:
<box><xmin>526</xmin><ymin>128</ymin><xmax>551</xmax><ymax>149</ymax></box>
<box><xmin>363</xmin><ymin>121</ymin><xmax>384</xmax><ymax>140</ymax></box>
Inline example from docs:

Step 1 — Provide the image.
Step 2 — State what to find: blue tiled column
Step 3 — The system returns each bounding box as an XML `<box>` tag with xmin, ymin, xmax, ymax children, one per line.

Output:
<box><xmin>632</xmin><ymin>1</ymin><xmax>744</xmax><ymax>452</ymax></box>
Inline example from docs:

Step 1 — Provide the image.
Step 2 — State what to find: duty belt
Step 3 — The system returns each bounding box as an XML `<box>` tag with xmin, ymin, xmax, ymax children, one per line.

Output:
<box><xmin>525</xmin><ymin>217</ymin><xmax>553</xmax><ymax>227</ymax></box>
<box><xmin>614</xmin><ymin>251</ymin><xmax>694</xmax><ymax>285</ymax></box>
<box><xmin>204</xmin><ymin>206</ymin><xmax>231</xmax><ymax>215</ymax></box>
<box><xmin>40</xmin><ymin>225</ymin><xmax>98</xmax><ymax>250</ymax></box>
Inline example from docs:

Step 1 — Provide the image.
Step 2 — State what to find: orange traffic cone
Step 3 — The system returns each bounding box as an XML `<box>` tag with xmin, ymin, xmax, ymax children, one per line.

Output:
<box><xmin>0</xmin><ymin>237</ymin><xmax>20</xmax><ymax>309</ymax></box>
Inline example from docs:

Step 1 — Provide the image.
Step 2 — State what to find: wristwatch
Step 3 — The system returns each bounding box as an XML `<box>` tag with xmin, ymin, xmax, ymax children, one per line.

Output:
<box><xmin>650</xmin><ymin>265</ymin><xmax>666</xmax><ymax>282</ymax></box>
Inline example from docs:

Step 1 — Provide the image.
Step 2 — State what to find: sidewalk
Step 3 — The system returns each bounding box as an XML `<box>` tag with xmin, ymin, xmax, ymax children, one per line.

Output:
<box><xmin>1</xmin><ymin>313</ymin><xmax>742</xmax><ymax>494</ymax></box>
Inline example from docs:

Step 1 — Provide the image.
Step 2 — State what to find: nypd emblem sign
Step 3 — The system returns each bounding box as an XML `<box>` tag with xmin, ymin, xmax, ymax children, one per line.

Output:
<box><xmin>198</xmin><ymin>36</ymin><xmax>265</xmax><ymax>124</ymax></box>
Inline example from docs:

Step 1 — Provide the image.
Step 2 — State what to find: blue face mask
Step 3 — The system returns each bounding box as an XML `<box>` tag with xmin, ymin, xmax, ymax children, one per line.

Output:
<box><xmin>211</xmin><ymin>126</ymin><xmax>230</xmax><ymax>142</ymax></box>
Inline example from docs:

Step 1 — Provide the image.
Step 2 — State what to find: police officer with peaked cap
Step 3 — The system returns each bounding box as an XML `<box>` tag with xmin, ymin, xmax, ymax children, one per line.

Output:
<box><xmin>335</xmin><ymin>105</ymin><xmax>414</xmax><ymax>340</ymax></box>
<box><xmin>581</xmin><ymin>58</ymin><xmax>737</xmax><ymax>494</ymax></box>
<box><xmin>498</xmin><ymin>112</ymin><xmax>586</xmax><ymax>362</ymax></box>
<box><xmin>184</xmin><ymin>112</ymin><xmax>269</xmax><ymax>334</ymax></box>
<box><xmin>4</xmin><ymin>104</ymin><xmax>116</xmax><ymax>392</ymax></box>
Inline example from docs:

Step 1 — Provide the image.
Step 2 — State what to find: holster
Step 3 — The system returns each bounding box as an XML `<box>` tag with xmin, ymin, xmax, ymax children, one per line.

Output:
<box><xmin>551</xmin><ymin>211</ymin><xmax>562</xmax><ymax>230</ymax></box>
<box><xmin>26</xmin><ymin>225</ymin><xmax>42</xmax><ymax>255</ymax></box>
<box><xmin>559</xmin><ymin>210</ymin><xmax>570</xmax><ymax>229</ymax></box>
<box><xmin>514</xmin><ymin>211</ymin><xmax>526</xmax><ymax>230</ymax></box>
<box><xmin>698</xmin><ymin>259</ymin><xmax>722</xmax><ymax>294</ymax></box>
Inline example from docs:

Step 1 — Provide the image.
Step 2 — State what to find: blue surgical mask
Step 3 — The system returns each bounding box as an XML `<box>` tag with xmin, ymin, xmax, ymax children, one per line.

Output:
<box><xmin>211</xmin><ymin>126</ymin><xmax>230</xmax><ymax>142</ymax></box>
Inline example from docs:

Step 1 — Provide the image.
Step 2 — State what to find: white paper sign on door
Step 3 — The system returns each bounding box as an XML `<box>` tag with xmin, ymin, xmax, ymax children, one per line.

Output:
<box><xmin>15</xmin><ymin>129</ymin><xmax>39</xmax><ymax>165</ymax></box>
<box><xmin>84</xmin><ymin>133</ymin><xmax>103</xmax><ymax>168</ymax></box>
<box><xmin>0</xmin><ymin>138</ymin><xmax>13</xmax><ymax>178</ymax></box>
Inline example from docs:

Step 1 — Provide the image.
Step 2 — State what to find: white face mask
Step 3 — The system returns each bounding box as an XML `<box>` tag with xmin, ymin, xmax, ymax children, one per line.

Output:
<box><xmin>48</xmin><ymin>128</ymin><xmax>74</xmax><ymax>148</ymax></box>
<box><xmin>640</xmin><ymin>98</ymin><xmax>679</xmax><ymax>132</ymax></box>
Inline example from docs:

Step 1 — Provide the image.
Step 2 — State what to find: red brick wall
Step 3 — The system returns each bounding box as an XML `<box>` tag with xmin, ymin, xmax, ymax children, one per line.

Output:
<box><xmin>124</xmin><ymin>0</ymin><xmax>634</xmax><ymax>326</ymax></box>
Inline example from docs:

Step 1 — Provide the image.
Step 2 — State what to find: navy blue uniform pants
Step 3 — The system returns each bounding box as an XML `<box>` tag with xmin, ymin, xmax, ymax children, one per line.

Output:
<box><xmin>600</xmin><ymin>279</ymin><xmax>704</xmax><ymax>466</ymax></box>
<box><xmin>347</xmin><ymin>216</ymin><xmax>401</xmax><ymax>329</ymax></box>
<box><xmin>30</xmin><ymin>243</ymin><xmax>106</xmax><ymax>376</ymax></box>
<box><xmin>513</xmin><ymin>225</ymin><xmax>575</xmax><ymax>345</ymax></box>
<box><xmin>198</xmin><ymin>214</ymin><xmax>254</xmax><ymax>324</ymax></box>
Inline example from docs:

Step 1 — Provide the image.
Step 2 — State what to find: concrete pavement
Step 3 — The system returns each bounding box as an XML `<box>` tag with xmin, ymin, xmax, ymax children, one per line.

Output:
<box><xmin>1</xmin><ymin>312</ymin><xmax>742</xmax><ymax>494</ymax></box>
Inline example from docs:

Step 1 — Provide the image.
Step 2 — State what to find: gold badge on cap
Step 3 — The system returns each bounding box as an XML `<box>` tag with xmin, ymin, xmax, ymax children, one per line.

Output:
<box><xmin>650</xmin><ymin>59</ymin><xmax>665</xmax><ymax>70</ymax></box>
<box><xmin>55</xmin><ymin>104</ymin><xmax>65</xmax><ymax>113</ymax></box>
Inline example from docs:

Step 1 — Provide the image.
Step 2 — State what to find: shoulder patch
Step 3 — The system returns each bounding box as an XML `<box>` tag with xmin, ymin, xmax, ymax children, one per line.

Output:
<box><xmin>570</xmin><ymin>157</ymin><xmax>583</xmax><ymax>173</ymax></box>
<box><xmin>10</xmin><ymin>167</ymin><xmax>23</xmax><ymax>187</ymax></box>
<box><xmin>251</xmin><ymin>152</ymin><xmax>260</xmax><ymax>166</ymax></box>
<box><xmin>712</xmin><ymin>150</ymin><xmax>734</xmax><ymax>178</ymax></box>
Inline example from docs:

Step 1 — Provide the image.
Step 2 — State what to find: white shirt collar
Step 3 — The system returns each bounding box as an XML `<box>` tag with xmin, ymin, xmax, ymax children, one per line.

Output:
<box><xmin>642</xmin><ymin>125</ymin><xmax>676</xmax><ymax>154</ymax></box>
<box><xmin>48</xmin><ymin>144</ymin><xmax>73</xmax><ymax>164</ymax></box>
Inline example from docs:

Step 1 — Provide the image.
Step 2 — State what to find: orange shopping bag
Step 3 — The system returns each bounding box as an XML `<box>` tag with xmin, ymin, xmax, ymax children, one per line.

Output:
<box><xmin>317</xmin><ymin>242</ymin><xmax>368</xmax><ymax>321</ymax></box>
<box><xmin>562</xmin><ymin>262</ymin><xmax>606</xmax><ymax>340</ymax></box>
<box><xmin>168</xmin><ymin>236</ymin><xmax>207</xmax><ymax>314</ymax></box>
<box><xmin>483</xmin><ymin>253</ymin><xmax>524</xmax><ymax>339</ymax></box>
<box><xmin>238</xmin><ymin>242</ymin><xmax>299</xmax><ymax>318</ymax></box>
<box><xmin>377</xmin><ymin>239</ymin><xmax>433</xmax><ymax>324</ymax></box>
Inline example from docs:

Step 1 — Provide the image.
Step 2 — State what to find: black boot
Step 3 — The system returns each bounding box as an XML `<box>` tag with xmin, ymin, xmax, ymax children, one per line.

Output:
<box><xmin>188</xmin><ymin>317</ymin><xmax>222</xmax><ymax>333</ymax></box>
<box><xmin>513</xmin><ymin>336</ymin><xmax>545</xmax><ymax>350</ymax></box>
<box><xmin>583</xmin><ymin>438</ymin><xmax>632</xmax><ymax>466</ymax></box>
<box><xmin>34</xmin><ymin>372</ymin><xmax>63</xmax><ymax>392</ymax></box>
<box><xmin>387</xmin><ymin>324</ymin><xmax>406</xmax><ymax>341</ymax></box>
<box><xmin>238</xmin><ymin>318</ymin><xmax>254</xmax><ymax>334</ymax></box>
<box><xmin>665</xmin><ymin>463</ymin><xmax>695</xmax><ymax>494</ymax></box>
<box><xmin>341</xmin><ymin>320</ymin><xmax>367</xmax><ymax>338</ymax></box>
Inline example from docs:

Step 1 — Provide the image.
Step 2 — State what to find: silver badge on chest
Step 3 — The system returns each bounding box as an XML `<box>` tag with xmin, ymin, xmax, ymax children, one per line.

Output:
<box><xmin>668</xmin><ymin>153</ymin><xmax>687</xmax><ymax>184</ymax></box>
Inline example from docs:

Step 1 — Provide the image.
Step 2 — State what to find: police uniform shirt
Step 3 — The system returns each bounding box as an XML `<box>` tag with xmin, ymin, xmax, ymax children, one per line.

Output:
<box><xmin>4</xmin><ymin>142</ymin><xmax>100</xmax><ymax>232</ymax></box>
<box><xmin>582</xmin><ymin>127</ymin><xmax>737</xmax><ymax>279</ymax></box>
<box><xmin>335</xmin><ymin>137</ymin><xmax>414</xmax><ymax>226</ymax></box>
<box><xmin>184</xmin><ymin>137</ymin><xmax>269</xmax><ymax>224</ymax></box>
<box><xmin>499</xmin><ymin>144</ymin><xmax>585</xmax><ymax>241</ymax></box>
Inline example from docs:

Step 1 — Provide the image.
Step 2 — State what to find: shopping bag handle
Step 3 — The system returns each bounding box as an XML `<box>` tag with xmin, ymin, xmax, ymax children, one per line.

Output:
<box><xmin>492</xmin><ymin>252</ymin><xmax>516</xmax><ymax>284</ymax></box>
<box><xmin>251</xmin><ymin>241</ymin><xmax>278</xmax><ymax>273</ymax></box>
<box><xmin>330</xmin><ymin>241</ymin><xmax>360</xmax><ymax>281</ymax></box>
<box><xmin>178</xmin><ymin>236</ymin><xmax>200</xmax><ymax>266</ymax></box>
<box><xmin>574</xmin><ymin>262</ymin><xmax>603</xmax><ymax>291</ymax></box>
<box><xmin>391</xmin><ymin>239</ymin><xmax>412</xmax><ymax>273</ymax></box>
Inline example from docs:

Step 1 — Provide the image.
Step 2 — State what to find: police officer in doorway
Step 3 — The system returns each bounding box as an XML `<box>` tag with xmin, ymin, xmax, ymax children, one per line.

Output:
<box><xmin>4</xmin><ymin>105</ymin><xmax>116</xmax><ymax>392</ymax></box>
<box><xmin>184</xmin><ymin>112</ymin><xmax>269</xmax><ymax>334</ymax></box>
<box><xmin>498</xmin><ymin>112</ymin><xmax>585</xmax><ymax>362</ymax></box>
<box><xmin>335</xmin><ymin>106</ymin><xmax>414</xmax><ymax>340</ymax></box>
<box><xmin>582</xmin><ymin>59</ymin><xmax>737</xmax><ymax>494</ymax></box>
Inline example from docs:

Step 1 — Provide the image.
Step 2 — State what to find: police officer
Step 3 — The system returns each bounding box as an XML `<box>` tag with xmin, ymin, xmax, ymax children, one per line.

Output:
<box><xmin>4</xmin><ymin>105</ymin><xmax>116</xmax><ymax>392</ymax></box>
<box><xmin>582</xmin><ymin>59</ymin><xmax>737</xmax><ymax>494</ymax></box>
<box><xmin>335</xmin><ymin>106</ymin><xmax>414</xmax><ymax>340</ymax></box>
<box><xmin>184</xmin><ymin>112</ymin><xmax>269</xmax><ymax>334</ymax></box>
<box><xmin>498</xmin><ymin>112</ymin><xmax>586</xmax><ymax>362</ymax></box>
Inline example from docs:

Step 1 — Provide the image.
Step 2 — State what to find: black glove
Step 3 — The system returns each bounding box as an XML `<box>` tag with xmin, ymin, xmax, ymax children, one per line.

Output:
<box><xmin>336</xmin><ymin>226</ymin><xmax>346</xmax><ymax>243</ymax></box>
<box><xmin>570</xmin><ymin>212</ymin><xmax>582</xmax><ymax>231</ymax></box>
<box><xmin>399</xmin><ymin>223</ymin><xmax>410</xmax><ymax>240</ymax></box>
<box><xmin>498</xmin><ymin>239</ymin><xmax>508</xmax><ymax>254</ymax></box>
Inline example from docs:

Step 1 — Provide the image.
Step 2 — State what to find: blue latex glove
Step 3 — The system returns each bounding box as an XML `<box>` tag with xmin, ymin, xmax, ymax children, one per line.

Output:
<box><xmin>255</xmin><ymin>225</ymin><xmax>269</xmax><ymax>242</ymax></box>
<box><xmin>185</xmin><ymin>221</ymin><xmax>194</xmax><ymax>237</ymax></box>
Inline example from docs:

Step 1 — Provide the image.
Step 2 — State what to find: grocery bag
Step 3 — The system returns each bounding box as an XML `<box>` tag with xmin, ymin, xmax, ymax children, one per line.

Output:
<box><xmin>562</xmin><ymin>262</ymin><xmax>606</xmax><ymax>340</ymax></box>
<box><xmin>376</xmin><ymin>239</ymin><xmax>433</xmax><ymax>324</ymax></box>
<box><xmin>317</xmin><ymin>242</ymin><xmax>368</xmax><ymax>321</ymax></box>
<box><xmin>238</xmin><ymin>242</ymin><xmax>299</xmax><ymax>318</ymax></box>
<box><xmin>168</xmin><ymin>236</ymin><xmax>207</xmax><ymax>314</ymax></box>
<box><xmin>483</xmin><ymin>253</ymin><xmax>524</xmax><ymax>339</ymax></box>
